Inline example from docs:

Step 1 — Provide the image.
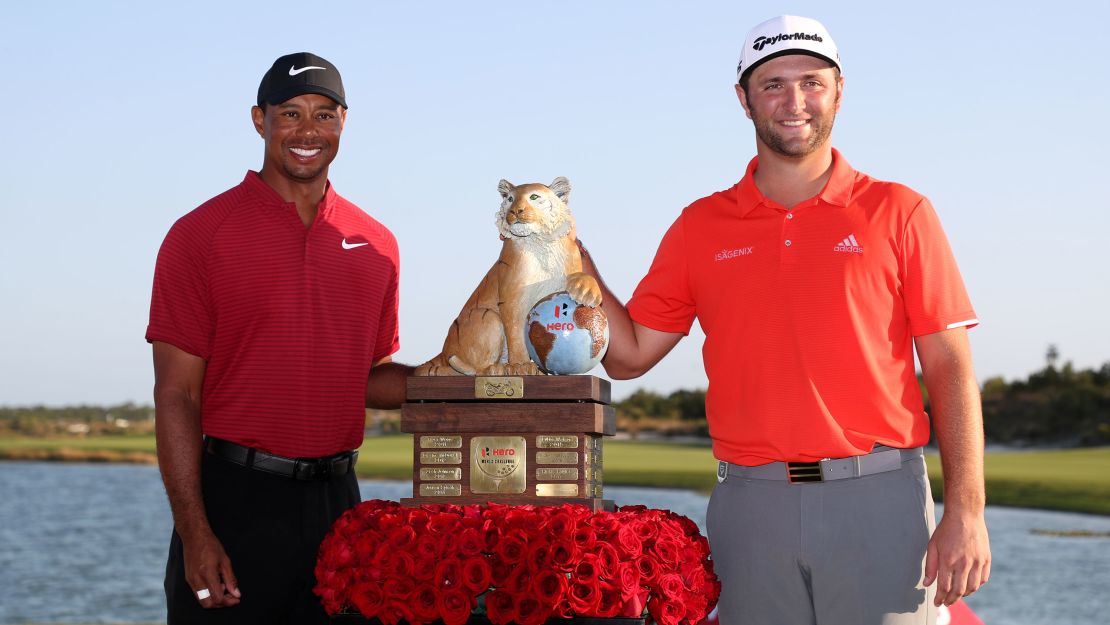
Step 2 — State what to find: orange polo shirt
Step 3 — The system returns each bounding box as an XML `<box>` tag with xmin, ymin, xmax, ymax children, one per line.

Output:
<box><xmin>627</xmin><ymin>150</ymin><xmax>977</xmax><ymax>466</ymax></box>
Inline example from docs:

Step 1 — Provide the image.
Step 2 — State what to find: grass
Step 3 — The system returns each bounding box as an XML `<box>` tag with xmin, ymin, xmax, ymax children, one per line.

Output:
<box><xmin>3</xmin><ymin>434</ymin><xmax>1108</xmax><ymax>515</ymax></box>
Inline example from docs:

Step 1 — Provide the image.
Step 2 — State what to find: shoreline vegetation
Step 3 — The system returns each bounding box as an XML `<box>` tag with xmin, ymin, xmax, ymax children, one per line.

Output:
<box><xmin>2</xmin><ymin>435</ymin><xmax>1108</xmax><ymax>516</ymax></box>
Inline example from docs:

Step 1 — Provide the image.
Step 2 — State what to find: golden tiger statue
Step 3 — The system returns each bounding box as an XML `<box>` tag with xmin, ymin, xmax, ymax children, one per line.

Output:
<box><xmin>416</xmin><ymin>177</ymin><xmax>602</xmax><ymax>376</ymax></box>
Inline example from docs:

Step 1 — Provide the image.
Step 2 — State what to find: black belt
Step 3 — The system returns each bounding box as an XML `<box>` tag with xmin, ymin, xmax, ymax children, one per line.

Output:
<box><xmin>204</xmin><ymin>437</ymin><xmax>358</xmax><ymax>481</ymax></box>
<box><xmin>716</xmin><ymin>445</ymin><xmax>923</xmax><ymax>484</ymax></box>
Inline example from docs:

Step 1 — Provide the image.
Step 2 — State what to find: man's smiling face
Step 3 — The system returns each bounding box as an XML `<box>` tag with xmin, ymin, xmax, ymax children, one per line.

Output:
<box><xmin>253</xmin><ymin>93</ymin><xmax>346</xmax><ymax>183</ymax></box>
<box><xmin>737</xmin><ymin>54</ymin><xmax>843</xmax><ymax>159</ymax></box>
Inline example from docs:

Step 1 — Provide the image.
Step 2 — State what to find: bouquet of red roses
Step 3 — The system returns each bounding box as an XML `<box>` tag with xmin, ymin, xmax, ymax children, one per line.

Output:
<box><xmin>314</xmin><ymin>500</ymin><xmax>720</xmax><ymax>625</ymax></box>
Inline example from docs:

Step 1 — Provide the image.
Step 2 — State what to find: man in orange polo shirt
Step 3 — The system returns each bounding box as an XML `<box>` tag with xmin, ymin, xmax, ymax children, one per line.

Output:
<box><xmin>580</xmin><ymin>15</ymin><xmax>990</xmax><ymax>625</ymax></box>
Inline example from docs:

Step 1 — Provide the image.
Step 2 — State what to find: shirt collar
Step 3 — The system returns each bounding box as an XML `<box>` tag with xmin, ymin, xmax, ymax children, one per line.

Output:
<box><xmin>242</xmin><ymin>170</ymin><xmax>337</xmax><ymax>213</ymax></box>
<box><xmin>735</xmin><ymin>147</ymin><xmax>855</xmax><ymax>217</ymax></box>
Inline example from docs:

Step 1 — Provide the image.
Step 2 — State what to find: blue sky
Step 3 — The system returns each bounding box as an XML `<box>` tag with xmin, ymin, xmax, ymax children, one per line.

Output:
<box><xmin>1</xmin><ymin>1</ymin><xmax>1107</xmax><ymax>405</ymax></box>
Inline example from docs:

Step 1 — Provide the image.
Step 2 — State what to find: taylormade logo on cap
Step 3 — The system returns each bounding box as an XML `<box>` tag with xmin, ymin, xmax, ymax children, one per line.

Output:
<box><xmin>752</xmin><ymin>32</ymin><xmax>824</xmax><ymax>52</ymax></box>
<box><xmin>736</xmin><ymin>15</ymin><xmax>841</xmax><ymax>83</ymax></box>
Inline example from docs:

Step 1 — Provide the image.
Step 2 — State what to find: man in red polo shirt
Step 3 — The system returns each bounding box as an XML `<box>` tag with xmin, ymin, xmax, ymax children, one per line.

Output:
<box><xmin>581</xmin><ymin>16</ymin><xmax>990</xmax><ymax>625</ymax></box>
<box><xmin>147</xmin><ymin>52</ymin><xmax>411</xmax><ymax>624</ymax></box>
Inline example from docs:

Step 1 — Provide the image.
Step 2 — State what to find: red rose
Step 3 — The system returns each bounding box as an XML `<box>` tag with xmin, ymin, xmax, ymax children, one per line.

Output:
<box><xmin>573</xmin><ymin>554</ymin><xmax>600</xmax><ymax>584</ymax></box>
<box><xmin>573</xmin><ymin>524</ymin><xmax>597</xmax><ymax>551</ymax></box>
<box><xmin>435</xmin><ymin>587</ymin><xmax>473</xmax><ymax>625</ymax></box>
<box><xmin>654</xmin><ymin>537</ymin><xmax>683</xmax><ymax>567</ymax></box>
<box><xmin>595</xmin><ymin>542</ymin><xmax>620</xmax><ymax>579</ymax></box>
<box><xmin>680</xmin><ymin>559</ymin><xmax>707</xmax><ymax>593</ymax></box>
<box><xmin>515</xmin><ymin>596</ymin><xmax>552</xmax><ymax>625</ymax></box>
<box><xmin>506</xmin><ymin>566</ymin><xmax>533</xmax><ymax>595</ymax></box>
<box><xmin>429</xmin><ymin>511</ymin><xmax>461</xmax><ymax>535</ymax></box>
<box><xmin>349</xmin><ymin>581</ymin><xmax>383</xmax><ymax>617</ymax></box>
<box><xmin>378</xmin><ymin>599</ymin><xmax>416</xmax><ymax>625</ymax></box>
<box><xmin>412</xmin><ymin>555</ymin><xmax>436</xmax><ymax>582</ymax></box>
<box><xmin>567</xmin><ymin>579</ymin><xmax>600</xmax><ymax>615</ymax></box>
<box><xmin>617</xmin><ymin>561</ymin><xmax>642</xmax><ymax>599</ymax></box>
<box><xmin>526</xmin><ymin>540</ymin><xmax>551</xmax><ymax>572</ymax></box>
<box><xmin>531</xmin><ymin>569</ymin><xmax>568</xmax><ymax>606</ymax></box>
<box><xmin>648</xmin><ymin>596</ymin><xmax>687</xmax><ymax>625</ymax></box>
<box><xmin>462</xmin><ymin>555</ymin><xmax>492</xmax><ymax>593</ymax></box>
<box><xmin>631</xmin><ymin>518</ymin><xmax>658</xmax><ymax>543</ymax></box>
<box><xmin>411</xmin><ymin>584</ymin><xmax>440</xmax><ymax>624</ymax></box>
<box><xmin>485</xmin><ymin>589</ymin><xmax>516</xmax><ymax>625</ymax></box>
<box><xmin>482</xmin><ymin>521</ymin><xmax>502</xmax><ymax>552</ymax></box>
<box><xmin>684</xmin><ymin>592</ymin><xmax>709</xmax><ymax>622</ymax></box>
<box><xmin>616</xmin><ymin>524</ymin><xmax>643</xmax><ymax>559</ymax></box>
<box><xmin>619</xmin><ymin>504</ymin><xmax>648</xmax><ymax>514</ymax></box>
<box><xmin>434</xmin><ymin>558</ymin><xmax>463</xmax><ymax>590</ymax></box>
<box><xmin>458</xmin><ymin>527</ymin><xmax>485</xmax><ymax>558</ymax></box>
<box><xmin>489</xmin><ymin>558</ymin><xmax>514</xmax><ymax>587</ymax></box>
<box><xmin>414</xmin><ymin>534</ymin><xmax>440</xmax><ymax>561</ymax></box>
<box><xmin>384</xmin><ymin>526</ymin><xmax>415</xmax><ymax>550</ymax></box>
<box><xmin>353</xmin><ymin>534</ymin><xmax>381</xmax><ymax>561</ymax></box>
<box><xmin>386</xmin><ymin>551</ymin><xmax>415</xmax><ymax>579</ymax></box>
<box><xmin>549</xmin><ymin>537</ymin><xmax>579</xmax><ymax>571</ymax></box>
<box><xmin>404</xmin><ymin>508</ymin><xmax>431</xmax><ymax>532</ymax></box>
<box><xmin>636</xmin><ymin>554</ymin><xmax>661</xmax><ymax>584</ymax></box>
<box><xmin>588</xmin><ymin>511</ymin><xmax>620</xmax><ymax>536</ymax></box>
<box><xmin>658</xmin><ymin>572</ymin><xmax>685</xmax><ymax>599</ymax></box>
<box><xmin>544</xmin><ymin>510</ymin><xmax>576</xmax><ymax>540</ymax></box>
<box><xmin>594</xmin><ymin>580</ymin><xmax>624</xmax><ymax>618</ymax></box>
<box><xmin>494</xmin><ymin>531</ymin><xmax>527</xmax><ymax>565</ymax></box>
<box><xmin>382</xmin><ymin>577</ymin><xmax>415</xmax><ymax>601</ymax></box>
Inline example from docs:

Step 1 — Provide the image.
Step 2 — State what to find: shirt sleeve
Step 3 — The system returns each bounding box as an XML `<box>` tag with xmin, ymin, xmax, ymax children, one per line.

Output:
<box><xmin>626</xmin><ymin>212</ymin><xmax>697</xmax><ymax>335</ymax></box>
<box><xmin>900</xmin><ymin>197</ymin><xmax>978</xmax><ymax>336</ymax></box>
<box><xmin>372</xmin><ymin>244</ymin><xmax>401</xmax><ymax>363</ymax></box>
<box><xmin>145</xmin><ymin>219</ymin><xmax>214</xmax><ymax>359</ymax></box>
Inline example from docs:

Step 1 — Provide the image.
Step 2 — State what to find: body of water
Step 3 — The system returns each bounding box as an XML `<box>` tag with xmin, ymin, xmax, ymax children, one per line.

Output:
<box><xmin>0</xmin><ymin>463</ymin><xmax>1107</xmax><ymax>624</ymax></box>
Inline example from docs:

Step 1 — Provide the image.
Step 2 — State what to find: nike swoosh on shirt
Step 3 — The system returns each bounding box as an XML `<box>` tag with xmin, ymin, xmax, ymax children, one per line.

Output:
<box><xmin>342</xmin><ymin>239</ymin><xmax>369</xmax><ymax>250</ymax></box>
<box><xmin>289</xmin><ymin>65</ymin><xmax>326</xmax><ymax>76</ymax></box>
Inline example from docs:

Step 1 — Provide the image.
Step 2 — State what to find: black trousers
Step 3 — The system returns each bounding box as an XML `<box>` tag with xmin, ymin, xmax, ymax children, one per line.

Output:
<box><xmin>165</xmin><ymin>452</ymin><xmax>360</xmax><ymax>624</ymax></box>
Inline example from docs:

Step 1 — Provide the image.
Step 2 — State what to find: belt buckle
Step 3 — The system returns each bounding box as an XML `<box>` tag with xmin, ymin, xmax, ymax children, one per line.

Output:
<box><xmin>787</xmin><ymin>461</ymin><xmax>823</xmax><ymax>484</ymax></box>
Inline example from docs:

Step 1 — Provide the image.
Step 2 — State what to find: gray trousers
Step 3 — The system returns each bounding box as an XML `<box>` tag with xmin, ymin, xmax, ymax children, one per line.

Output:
<box><xmin>706</xmin><ymin>454</ymin><xmax>936</xmax><ymax>625</ymax></box>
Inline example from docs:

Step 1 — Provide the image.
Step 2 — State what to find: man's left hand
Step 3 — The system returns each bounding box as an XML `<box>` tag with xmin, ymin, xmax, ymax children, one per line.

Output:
<box><xmin>924</xmin><ymin>510</ymin><xmax>991</xmax><ymax>606</ymax></box>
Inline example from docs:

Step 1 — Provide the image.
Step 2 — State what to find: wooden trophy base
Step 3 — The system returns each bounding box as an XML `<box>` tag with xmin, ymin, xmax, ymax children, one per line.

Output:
<box><xmin>401</xmin><ymin>375</ymin><xmax>614</xmax><ymax>511</ymax></box>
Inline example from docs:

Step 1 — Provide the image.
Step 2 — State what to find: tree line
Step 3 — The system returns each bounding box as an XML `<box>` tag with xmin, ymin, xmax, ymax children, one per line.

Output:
<box><xmin>2</xmin><ymin>349</ymin><xmax>1106</xmax><ymax>446</ymax></box>
<box><xmin>613</xmin><ymin>350</ymin><xmax>1109</xmax><ymax>447</ymax></box>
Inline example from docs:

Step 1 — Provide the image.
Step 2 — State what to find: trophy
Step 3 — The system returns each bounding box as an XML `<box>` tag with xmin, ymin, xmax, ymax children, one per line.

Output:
<box><xmin>402</xmin><ymin>177</ymin><xmax>614</xmax><ymax>510</ymax></box>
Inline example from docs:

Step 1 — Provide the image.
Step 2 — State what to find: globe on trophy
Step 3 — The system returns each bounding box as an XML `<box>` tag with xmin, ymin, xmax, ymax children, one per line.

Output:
<box><xmin>525</xmin><ymin>291</ymin><xmax>609</xmax><ymax>375</ymax></box>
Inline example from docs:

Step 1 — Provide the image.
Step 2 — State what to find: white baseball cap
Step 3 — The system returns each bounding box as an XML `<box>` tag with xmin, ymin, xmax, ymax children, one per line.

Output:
<box><xmin>736</xmin><ymin>15</ymin><xmax>841</xmax><ymax>83</ymax></box>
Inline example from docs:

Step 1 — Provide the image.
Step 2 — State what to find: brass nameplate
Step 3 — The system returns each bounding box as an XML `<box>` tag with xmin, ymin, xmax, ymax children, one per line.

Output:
<box><xmin>420</xmin><ymin>451</ymin><xmax>462</xmax><ymax>465</ymax></box>
<box><xmin>536</xmin><ymin>467</ymin><xmax>578</xmax><ymax>481</ymax></box>
<box><xmin>594</xmin><ymin>485</ymin><xmax>603</xmax><ymax>498</ymax></box>
<box><xmin>475</xmin><ymin>376</ymin><xmax>524</xmax><ymax>399</ymax></box>
<box><xmin>420</xmin><ymin>483</ymin><xmax>462</xmax><ymax>497</ymax></box>
<box><xmin>420</xmin><ymin>435</ymin><xmax>462</xmax><ymax>449</ymax></box>
<box><xmin>537</xmin><ymin>435</ymin><xmax>579</xmax><ymax>449</ymax></box>
<box><xmin>537</xmin><ymin>483</ymin><xmax>579</xmax><ymax>497</ymax></box>
<box><xmin>471</xmin><ymin>436</ymin><xmax>526</xmax><ymax>494</ymax></box>
<box><xmin>536</xmin><ymin>451</ymin><xmax>578</xmax><ymax>465</ymax></box>
<box><xmin>420</xmin><ymin>468</ymin><xmax>462</xmax><ymax>481</ymax></box>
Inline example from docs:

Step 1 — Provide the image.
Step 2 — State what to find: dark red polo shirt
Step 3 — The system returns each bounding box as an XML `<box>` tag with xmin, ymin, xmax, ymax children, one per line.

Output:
<box><xmin>628</xmin><ymin>150</ymin><xmax>977</xmax><ymax>466</ymax></box>
<box><xmin>147</xmin><ymin>172</ymin><xmax>399</xmax><ymax>457</ymax></box>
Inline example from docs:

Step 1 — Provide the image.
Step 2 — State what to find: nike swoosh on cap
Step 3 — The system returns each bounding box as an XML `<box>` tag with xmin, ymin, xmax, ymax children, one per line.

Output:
<box><xmin>289</xmin><ymin>65</ymin><xmax>326</xmax><ymax>76</ymax></box>
<box><xmin>342</xmin><ymin>239</ymin><xmax>369</xmax><ymax>250</ymax></box>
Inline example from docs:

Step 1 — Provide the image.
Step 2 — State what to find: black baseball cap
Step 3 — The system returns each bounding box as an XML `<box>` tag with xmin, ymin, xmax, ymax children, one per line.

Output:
<box><xmin>257</xmin><ymin>52</ymin><xmax>347</xmax><ymax>109</ymax></box>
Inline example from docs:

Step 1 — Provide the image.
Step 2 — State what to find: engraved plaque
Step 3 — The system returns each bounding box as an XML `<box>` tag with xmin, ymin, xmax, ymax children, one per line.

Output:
<box><xmin>536</xmin><ymin>467</ymin><xmax>579</xmax><ymax>481</ymax></box>
<box><xmin>419</xmin><ymin>467</ymin><xmax>462</xmax><ymax>480</ymax></box>
<box><xmin>536</xmin><ymin>451</ymin><xmax>579</xmax><ymax>465</ymax></box>
<box><xmin>471</xmin><ymin>436</ymin><xmax>526</xmax><ymax>494</ymax></box>
<box><xmin>420</xmin><ymin>483</ymin><xmax>462</xmax><ymax>496</ymax></box>
<box><xmin>420</xmin><ymin>451</ymin><xmax>462</xmax><ymax>465</ymax></box>
<box><xmin>420</xmin><ymin>435</ymin><xmax>462</xmax><ymax>449</ymax></box>
<box><xmin>594</xmin><ymin>484</ymin><xmax>603</xmax><ymax>498</ymax></box>
<box><xmin>475</xmin><ymin>377</ymin><xmax>524</xmax><ymax>399</ymax></box>
<box><xmin>536</xmin><ymin>435</ymin><xmax>579</xmax><ymax>449</ymax></box>
<box><xmin>537</xmin><ymin>483</ymin><xmax>579</xmax><ymax>497</ymax></box>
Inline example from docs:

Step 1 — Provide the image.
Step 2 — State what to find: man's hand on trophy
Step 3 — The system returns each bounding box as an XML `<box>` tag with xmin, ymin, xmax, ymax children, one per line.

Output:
<box><xmin>566</xmin><ymin>272</ymin><xmax>602</xmax><ymax>307</ymax></box>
